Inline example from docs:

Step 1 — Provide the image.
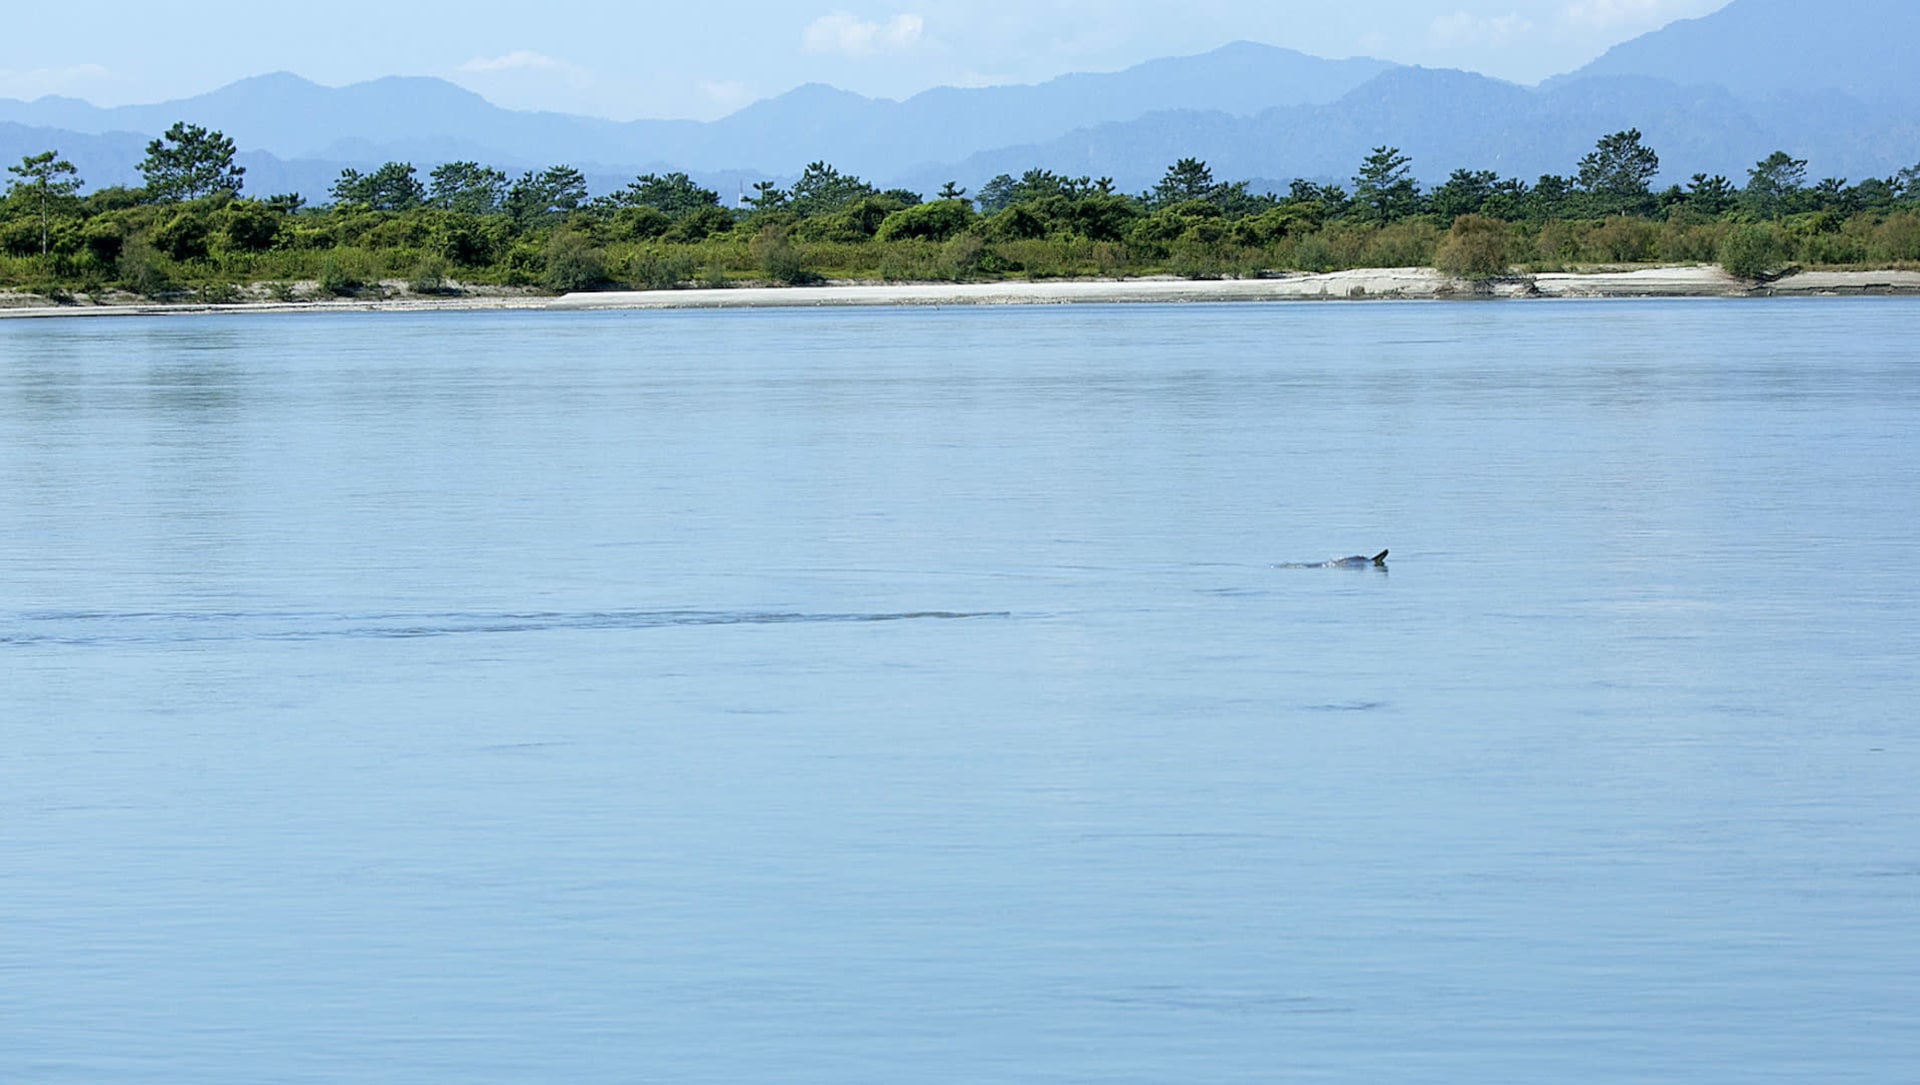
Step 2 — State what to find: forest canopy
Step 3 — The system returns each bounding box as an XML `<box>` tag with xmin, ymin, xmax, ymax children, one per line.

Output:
<box><xmin>5</xmin><ymin>125</ymin><xmax>1919</xmax><ymax>301</ymax></box>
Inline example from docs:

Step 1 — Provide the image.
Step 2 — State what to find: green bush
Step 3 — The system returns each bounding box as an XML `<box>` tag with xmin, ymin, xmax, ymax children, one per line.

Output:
<box><xmin>750</xmin><ymin>225</ymin><xmax>816</xmax><ymax>284</ymax></box>
<box><xmin>431</xmin><ymin>214</ymin><xmax>498</xmax><ymax>266</ymax></box>
<box><xmin>1432</xmin><ymin>214</ymin><xmax>1512</xmax><ymax>279</ymax></box>
<box><xmin>151</xmin><ymin>208</ymin><xmax>211</xmax><ymax>261</ymax></box>
<box><xmin>409</xmin><ymin>255</ymin><xmax>452</xmax><ymax>295</ymax></box>
<box><xmin>610</xmin><ymin>206</ymin><xmax>672</xmax><ymax>241</ymax></box>
<box><xmin>663</xmin><ymin>206</ymin><xmax>736</xmax><ymax>244</ymax></box>
<box><xmin>939</xmin><ymin>234</ymin><xmax>987</xmax><ymax>280</ymax></box>
<box><xmin>1362</xmin><ymin>220</ymin><xmax>1440</xmax><ymax>268</ymax></box>
<box><xmin>1869</xmin><ymin>213</ymin><xmax>1920</xmax><ymax>263</ymax></box>
<box><xmin>627</xmin><ymin>247</ymin><xmax>695</xmax><ymax>289</ymax></box>
<box><xmin>81</xmin><ymin>219</ymin><xmax>127</xmax><ymax>265</ymax></box>
<box><xmin>317</xmin><ymin>252</ymin><xmax>365</xmax><ymax>296</ymax></box>
<box><xmin>0</xmin><ymin>218</ymin><xmax>46</xmax><ymax>257</ymax></box>
<box><xmin>1657</xmin><ymin>221</ymin><xmax>1726</xmax><ymax>263</ymax></box>
<box><xmin>874</xmin><ymin>200</ymin><xmax>975</xmax><ymax>242</ymax></box>
<box><xmin>1589</xmin><ymin>216</ymin><xmax>1657</xmax><ymax>263</ymax></box>
<box><xmin>1718</xmin><ymin>223</ymin><xmax>1792</xmax><ymax>280</ymax></box>
<box><xmin>215</xmin><ymin>201</ymin><xmax>284</xmax><ymax>253</ymax></box>
<box><xmin>794</xmin><ymin>195</ymin><xmax>908</xmax><ymax>243</ymax></box>
<box><xmin>543</xmin><ymin>231</ymin><xmax>608</xmax><ymax>292</ymax></box>
<box><xmin>981</xmin><ymin>206</ymin><xmax>1048</xmax><ymax>243</ymax></box>
<box><xmin>117</xmin><ymin>243</ymin><xmax>173</xmax><ymax>297</ymax></box>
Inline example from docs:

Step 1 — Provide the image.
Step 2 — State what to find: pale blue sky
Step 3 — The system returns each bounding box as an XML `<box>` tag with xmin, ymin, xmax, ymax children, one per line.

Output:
<box><xmin>4</xmin><ymin>0</ymin><xmax>1730</xmax><ymax>120</ymax></box>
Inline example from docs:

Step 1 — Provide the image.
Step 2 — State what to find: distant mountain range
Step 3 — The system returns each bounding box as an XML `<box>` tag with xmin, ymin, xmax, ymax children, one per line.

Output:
<box><xmin>2</xmin><ymin>0</ymin><xmax>1916</xmax><ymax>202</ymax></box>
<box><xmin>1547</xmin><ymin>0</ymin><xmax>1920</xmax><ymax>105</ymax></box>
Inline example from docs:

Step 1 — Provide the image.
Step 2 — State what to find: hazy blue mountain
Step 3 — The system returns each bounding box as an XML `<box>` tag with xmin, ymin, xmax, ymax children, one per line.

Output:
<box><xmin>4</xmin><ymin>7</ymin><xmax>1916</xmax><ymax>206</ymax></box>
<box><xmin>909</xmin><ymin>66</ymin><xmax>1916</xmax><ymax>196</ymax></box>
<box><xmin>907</xmin><ymin>2</ymin><xmax>1920</xmax><ymax>195</ymax></box>
<box><xmin>0</xmin><ymin>73</ymin><xmax>670</xmax><ymax>169</ymax></box>
<box><xmin>0</xmin><ymin>122</ymin><xmax>154</xmax><ymax>192</ymax></box>
<box><xmin>1549</xmin><ymin>0</ymin><xmax>1920</xmax><ymax>105</ymax></box>
<box><xmin>0</xmin><ymin>42</ymin><xmax>1396</xmax><ymax>192</ymax></box>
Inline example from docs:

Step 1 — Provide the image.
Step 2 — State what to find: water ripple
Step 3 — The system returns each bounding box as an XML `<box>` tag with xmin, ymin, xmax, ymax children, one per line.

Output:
<box><xmin>1</xmin><ymin>607</ymin><xmax>1011</xmax><ymax>647</ymax></box>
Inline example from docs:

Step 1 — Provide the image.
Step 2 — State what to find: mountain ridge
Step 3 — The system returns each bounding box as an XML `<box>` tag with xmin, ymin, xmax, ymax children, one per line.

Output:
<box><xmin>0</xmin><ymin>42</ymin><xmax>1395</xmax><ymax>183</ymax></box>
<box><xmin>3</xmin><ymin>5</ymin><xmax>1916</xmax><ymax>203</ymax></box>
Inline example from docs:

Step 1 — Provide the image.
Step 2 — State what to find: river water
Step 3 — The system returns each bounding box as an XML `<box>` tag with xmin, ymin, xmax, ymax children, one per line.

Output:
<box><xmin>3</xmin><ymin>300</ymin><xmax>1917</xmax><ymax>1082</ymax></box>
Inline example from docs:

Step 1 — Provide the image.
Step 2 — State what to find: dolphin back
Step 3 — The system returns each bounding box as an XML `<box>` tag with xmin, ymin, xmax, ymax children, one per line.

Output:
<box><xmin>1277</xmin><ymin>548</ymin><xmax>1389</xmax><ymax>569</ymax></box>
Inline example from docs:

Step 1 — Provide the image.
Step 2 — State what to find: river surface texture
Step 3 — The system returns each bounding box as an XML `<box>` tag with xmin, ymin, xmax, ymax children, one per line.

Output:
<box><xmin>3</xmin><ymin>300</ymin><xmax>1917</xmax><ymax>1082</ymax></box>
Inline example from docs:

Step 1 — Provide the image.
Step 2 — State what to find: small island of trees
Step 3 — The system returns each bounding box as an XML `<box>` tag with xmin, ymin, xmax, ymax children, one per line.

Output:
<box><xmin>4</xmin><ymin>123</ymin><xmax>1919</xmax><ymax>303</ymax></box>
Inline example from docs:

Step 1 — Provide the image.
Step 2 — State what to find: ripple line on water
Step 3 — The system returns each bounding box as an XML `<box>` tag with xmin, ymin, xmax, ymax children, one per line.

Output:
<box><xmin>1</xmin><ymin>607</ymin><xmax>1013</xmax><ymax>647</ymax></box>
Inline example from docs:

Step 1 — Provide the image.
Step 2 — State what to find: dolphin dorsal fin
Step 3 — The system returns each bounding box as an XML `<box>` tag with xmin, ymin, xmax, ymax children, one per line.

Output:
<box><xmin>1371</xmin><ymin>550</ymin><xmax>1389</xmax><ymax>565</ymax></box>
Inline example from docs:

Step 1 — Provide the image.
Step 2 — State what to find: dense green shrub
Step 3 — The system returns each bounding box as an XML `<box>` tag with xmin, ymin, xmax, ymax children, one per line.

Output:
<box><xmin>750</xmin><ymin>225</ymin><xmax>814</xmax><ymax>285</ymax></box>
<box><xmin>408</xmin><ymin>255</ymin><xmax>452</xmax><ymax>294</ymax></box>
<box><xmin>1870</xmin><ymin>213</ymin><xmax>1920</xmax><ymax>262</ymax></box>
<box><xmin>1657</xmin><ymin>220</ymin><xmax>1726</xmax><ymax>263</ymax></box>
<box><xmin>118</xmin><ymin>242</ymin><xmax>173</xmax><ymax>297</ymax></box>
<box><xmin>874</xmin><ymin>199</ymin><xmax>975</xmax><ymax>242</ymax></box>
<box><xmin>151</xmin><ymin>208</ymin><xmax>211</xmax><ymax>261</ymax></box>
<box><xmin>795</xmin><ymin>195</ymin><xmax>909</xmax><ymax>243</ymax></box>
<box><xmin>317</xmin><ymin>252</ymin><xmax>366</xmax><ymax>296</ymax></box>
<box><xmin>1718</xmin><ymin>223</ymin><xmax>1792</xmax><ymax>279</ymax></box>
<box><xmin>663</xmin><ymin>205</ymin><xmax>735</xmax><ymax>244</ymax></box>
<box><xmin>10</xmin><ymin>141</ymin><xmax>1920</xmax><ymax>303</ymax></box>
<box><xmin>215</xmin><ymin>201</ymin><xmax>284</xmax><ymax>253</ymax></box>
<box><xmin>542</xmin><ymin>231</ymin><xmax>608</xmax><ymax>292</ymax></box>
<box><xmin>627</xmin><ymin>247</ymin><xmax>695</xmax><ymax>289</ymax></box>
<box><xmin>1589</xmin><ymin>216</ymin><xmax>1658</xmax><ymax>263</ymax></box>
<box><xmin>981</xmin><ymin>206</ymin><xmax>1047</xmax><ymax>242</ymax></box>
<box><xmin>1362</xmin><ymin>220</ymin><xmax>1440</xmax><ymax>268</ymax></box>
<box><xmin>0</xmin><ymin>218</ymin><xmax>43</xmax><ymax>257</ymax></box>
<box><xmin>1432</xmin><ymin>214</ymin><xmax>1513</xmax><ymax>279</ymax></box>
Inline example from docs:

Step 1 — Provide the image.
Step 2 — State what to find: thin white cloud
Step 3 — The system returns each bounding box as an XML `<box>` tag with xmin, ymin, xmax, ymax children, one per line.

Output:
<box><xmin>1428</xmin><ymin>12</ymin><xmax>1535</xmax><ymax>48</ymax></box>
<box><xmin>0</xmin><ymin>63</ymin><xmax>118</xmax><ymax>101</ymax></box>
<box><xmin>458</xmin><ymin>50</ymin><xmax>567</xmax><ymax>74</ymax></box>
<box><xmin>699</xmin><ymin>80</ymin><xmax>756</xmax><ymax>112</ymax></box>
<box><xmin>1558</xmin><ymin>0</ymin><xmax>1701</xmax><ymax>30</ymax></box>
<box><xmin>449</xmin><ymin>51</ymin><xmax>608</xmax><ymax>116</ymax></box>
<box><xmin>802</xmin><ymin>12</ymin><xmax>926</xmax><ymax>57</ymax></box>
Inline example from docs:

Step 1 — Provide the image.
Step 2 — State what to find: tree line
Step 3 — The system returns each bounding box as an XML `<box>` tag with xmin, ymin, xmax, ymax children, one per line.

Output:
<box><xmin>5</xmin><ymin>121</ymin><xmax>1920</xmax><ymax>301</ymax></box>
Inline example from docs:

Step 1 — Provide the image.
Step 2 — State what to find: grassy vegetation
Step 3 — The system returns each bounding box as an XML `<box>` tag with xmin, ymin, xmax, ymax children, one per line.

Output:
<box><xmin>5</xmin><ymin>135</ymin><xmax>1919</xmax><ymax>302</ymax></box>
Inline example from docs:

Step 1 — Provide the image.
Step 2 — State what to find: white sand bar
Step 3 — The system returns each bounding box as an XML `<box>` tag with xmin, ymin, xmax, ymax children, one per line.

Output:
<box><xmin>552</xmin><ymin>267</ymin><xmax>1920</xmax><ymax>311</ymax></box>
<box><xmin>7</xmin><ymin>268</ymin><xmax>1918</xmax><ymax>319</ymax></box>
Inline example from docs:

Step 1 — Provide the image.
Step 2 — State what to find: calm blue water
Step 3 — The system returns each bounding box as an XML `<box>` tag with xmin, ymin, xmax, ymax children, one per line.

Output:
<box><xmin>3</xmin><ymin>300</ymin><xmax>1917</xmax><ymax>1083</ymax></box>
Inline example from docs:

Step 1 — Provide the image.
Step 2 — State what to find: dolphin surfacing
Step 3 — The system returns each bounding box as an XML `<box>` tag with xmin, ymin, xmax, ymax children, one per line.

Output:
<box><xmin>1280</xmin><ymin>549</ymin><xmax>1388</xmax><ymax>569</ymax></box>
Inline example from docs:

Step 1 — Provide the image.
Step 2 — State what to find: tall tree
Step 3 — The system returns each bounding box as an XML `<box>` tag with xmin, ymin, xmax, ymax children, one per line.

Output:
<box><xmin>138</xmin><ymin>122</ymin><xmax>244</xmax><ymax>202</ymax></box>
<box><xmin>604</xmin><ymin>172</ymin><xmax>719</xmax><ymax>216</ymax></box>
<box><xmin>1686</xmin><ymin>173</ymin><xmax>1737</xmax><ymax>216</ymax></box>
<box><xmin>744</xmin><ymin>180</ymin><xmax>788</xmax><ymax>210</ymax></box>
<box><xmin>786</xmin><ymin>161</ymin><xmax>875</xmax><ymax>217</ymax></box>
<box><xmin>1897</xmin><ymin>162</ymin><xmax>1920</xmax><ymax>204</ymax></box>
<box><xmin>1430</xmin><ymin>168</ymin><xmax>1499</xmax><ymax>219</ymax></box>
<box><xmin>1809</xmin><ymin>177</ymin><xmax>1854</xmax><ymax>215</ymax></box>
<box><xmin>428</xmin><ymin>162</ymin><xmax>507</xmax><ymax>214</ymax></box>
<box><xmin>6</xmin><ymin>150</ymin><xmax>83</xmax><ymax>255</ymax></box>
<box><xmin>1744</xmin><ymin>151</ymin><xmax>1808</xmax><ymax>218</ymax></box>
<box><xmin>330</xmin><ymin>162</ymin><xmax>425</xmax><ymax>211</ymax></box>
<box><xmin>1576</xmin><ymin>129</ymin><xmax>1660</xmax><ymax>215</ymax></box>
<box><xmin>1352</xmin><ymin>147</ymin><xmax>1420</xmax><ymax>223</ymax></box>
<box><xmin>1150</xmin><ymin>158</ymin><xmax>1219</xmax><ymax>208</ymax></box>
<box><xmin>505</xmin><ymin>165</ymin><xmax>589</xmax><ymax>227</ymax></box>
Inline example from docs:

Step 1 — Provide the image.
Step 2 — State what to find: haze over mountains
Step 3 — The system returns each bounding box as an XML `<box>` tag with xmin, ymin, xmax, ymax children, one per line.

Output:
<box><xmin>2</xmin><ymin>0</ymin><xmax>1915</xmax><ymax>202</ymax></box>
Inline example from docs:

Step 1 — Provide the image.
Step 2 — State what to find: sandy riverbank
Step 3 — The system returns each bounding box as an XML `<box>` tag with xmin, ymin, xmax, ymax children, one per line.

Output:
<box><xmin>550</xmin><ymin>267</ymin><xmax>1920</xmax><ymax>309</ymax></box>
<box><xmin>5</xmin><ymin>267</ymin><xmax>1918</xmax><ymax>319</ymax></box>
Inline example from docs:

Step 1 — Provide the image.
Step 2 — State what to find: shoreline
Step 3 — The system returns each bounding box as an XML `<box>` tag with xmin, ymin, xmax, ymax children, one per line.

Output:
<box><xmin>5</xmin><ymin>266</ymin><xmax>1919</xmax><ymax>320</ymax></box>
